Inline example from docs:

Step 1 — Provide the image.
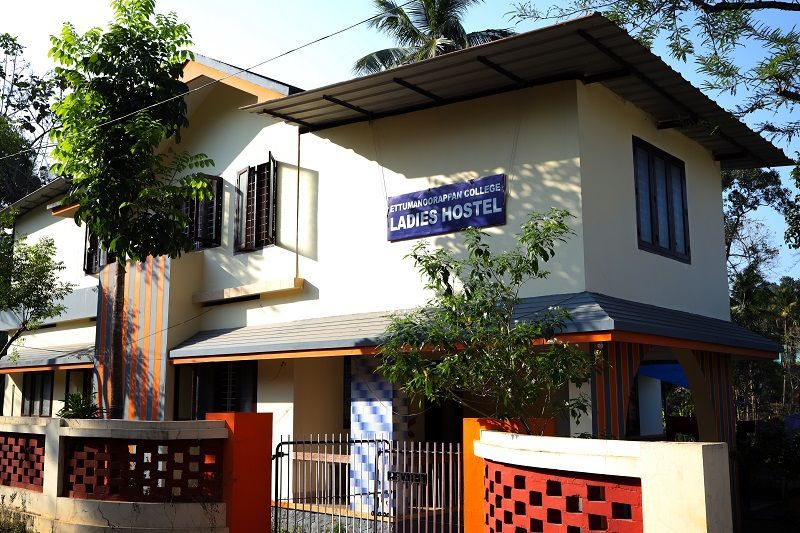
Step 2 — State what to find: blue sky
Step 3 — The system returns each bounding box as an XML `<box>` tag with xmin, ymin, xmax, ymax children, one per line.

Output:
<box><xmin>4</xmin><ymin>0</ymin><xmax>798</xmax><ymax>277</ymax></box>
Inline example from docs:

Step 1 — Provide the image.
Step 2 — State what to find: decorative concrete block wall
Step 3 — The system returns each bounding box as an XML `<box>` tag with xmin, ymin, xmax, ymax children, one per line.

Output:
<box><xmin>484</xmin><ymin>460</ymin><xmax>642</xmax><ymax>532</ymax></box>
<box><xmin>473</xmin><ymin>430</ymin><xmax>733</xmax><ymax>533</ymax></box>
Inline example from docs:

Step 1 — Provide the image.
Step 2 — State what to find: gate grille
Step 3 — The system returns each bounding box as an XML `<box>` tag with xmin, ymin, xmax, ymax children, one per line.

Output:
<box><xmin>273</xmin><ymin>435</ymin><xmax>462</xmax><ymax>532</ymax></box>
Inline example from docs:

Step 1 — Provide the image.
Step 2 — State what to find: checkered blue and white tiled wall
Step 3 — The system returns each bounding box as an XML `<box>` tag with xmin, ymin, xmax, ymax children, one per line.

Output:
<box><xmin>349</xmin><ymin>356</ymin><xmax>408</xmax><ymax>513</ymax></box>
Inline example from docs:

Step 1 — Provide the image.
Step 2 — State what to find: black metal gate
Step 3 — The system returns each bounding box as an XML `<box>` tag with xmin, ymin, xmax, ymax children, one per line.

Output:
<box><xmin>272</xmin><ymin>435</ymin><xmax>462</xmax><ymax>532</ymax></box>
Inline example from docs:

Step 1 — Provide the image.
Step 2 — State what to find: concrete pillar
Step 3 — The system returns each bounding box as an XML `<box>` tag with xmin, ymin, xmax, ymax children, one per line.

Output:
<box><xmin>206</xmin><ymin>412</ymin><xmax>273</xmax><ymax>533</ymax></box>
<box><xmin>569</xmin><ymin>380</ymin><xmax>593</xmax><ymax>437</ymax></box>
<box><xmin>674</xmin><ymin>348</ymin><xmax>719</xmax><ymax>442</ymax></box>
<box><xmin>638</xmin><ymin>375</ymin><xmax>664</xmax><ymax>436</ymax></box>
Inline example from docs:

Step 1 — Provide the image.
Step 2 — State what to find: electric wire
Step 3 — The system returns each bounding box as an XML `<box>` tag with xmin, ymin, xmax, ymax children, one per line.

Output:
<box><xmin>0</xmin><ymin>0</ymin><xmax>415</xmax><ymax>164</ymax></box>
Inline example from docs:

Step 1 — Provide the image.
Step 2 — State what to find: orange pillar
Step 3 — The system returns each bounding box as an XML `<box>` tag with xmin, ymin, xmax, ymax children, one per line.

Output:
<box><xmin>463</xmin><ymin>418</ymin><xmax>556</xmax><ymax>533</ymax></box>
<box><xmin>207</xmin><ymin>412</ymin><xmax>273</xmax><ymax>533</ymax></box>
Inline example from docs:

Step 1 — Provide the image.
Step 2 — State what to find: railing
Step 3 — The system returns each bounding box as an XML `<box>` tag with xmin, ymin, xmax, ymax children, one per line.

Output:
<box><xmin>273</xmin><ymin>434</ymin><xmax>463</xmax><ymax>533</ymax></box>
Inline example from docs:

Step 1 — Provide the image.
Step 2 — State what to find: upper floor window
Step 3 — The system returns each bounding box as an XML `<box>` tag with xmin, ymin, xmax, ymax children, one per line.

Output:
<box><xmin>22</xmin><ymin>371</ymin><xmax>53</xmax><ymax>417</ymax></box>
<box><xmin>84</xmin><ymin>230</ymin><xmax>115</xmax><ymax>275</ymax></box>
<box><xmin>184</xmin><ymin>175</ymin><xmax>223</xmax><ymax>250</ymax></box>
<box><xmin>235</xmin><ymin>153</ymin><xmax>278</xmax><ymax>252</ymax></box>
<box><xmin>633</xmin><ymin>138</ymin><xmax>690</xmax><ymax>262</ymax></box>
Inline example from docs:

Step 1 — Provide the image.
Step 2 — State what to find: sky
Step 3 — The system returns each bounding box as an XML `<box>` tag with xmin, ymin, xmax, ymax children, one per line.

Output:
<box><xmin>3</xmin><ymin>0</ymin><xmax>798</xmax><ymax>277</ymax></box>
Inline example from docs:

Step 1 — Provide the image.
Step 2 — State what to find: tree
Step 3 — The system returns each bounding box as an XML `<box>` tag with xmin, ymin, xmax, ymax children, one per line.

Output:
<box><xmin>50</xmin><ymin>0</ymin><xmax>213</xmax><ymax>418</ymax></box>
<box><xmin>378</xmin><ymin>210</ymin><xmax>595</xmax><ymax>434</ymax></box>
<box><xmin>0</xmin><ymin>33</ymin><xmax>60</xmax><ymax>206</ymax></box>
<box><xmin>0</xmin><ymin>211</ymin><xmax>74</xmax><ymax>358</ymax></box>
<box><xmin>0</xmin><ymin>117</ymin><xmax>39</xmax><ymax>207</ymax></box>
<box><xmin>354</xmin><ymin>0</ymin><xmax>514</xmax><ymax>75</ymax></box>
<box><xmin>723</xmin><ymin>168</ymin><xmax>791</xmax><ymax>273</ymax></box>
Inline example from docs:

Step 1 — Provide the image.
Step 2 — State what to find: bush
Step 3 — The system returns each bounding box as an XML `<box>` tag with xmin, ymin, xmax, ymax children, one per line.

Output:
<box><xmin>56</xmin><ymin>392</ymin><xmax>101</xmax><ymax>419</ymax></box>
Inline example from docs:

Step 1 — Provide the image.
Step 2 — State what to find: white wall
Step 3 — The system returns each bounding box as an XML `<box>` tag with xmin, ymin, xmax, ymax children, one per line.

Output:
<box><xmin>257</xmin><ymin>359</ymin><xmax>294</xmax><ymax>442</ymax></box>
<box><xmin>475</xmin><ymin>430</ymin><xmax>733</xmax><ymax>533</ymax></box>
<box><xmin>577</xmin><ymin>83</ymin><xmax>730</xmax><ymax>319</ymax></box>
<box><xmin>2</xmin><ymin>373</ymin><xmax>23</xmax><ymax>416</ymax></box>
<box><xmin>176</xmin><ymin>81</ymin><xmax>586</xmax><ymax>334</ymax></box>
<box><xmin>13</xmin><ymin>205</ymin><xmax>96</xmax><ymax>291</ymax></box>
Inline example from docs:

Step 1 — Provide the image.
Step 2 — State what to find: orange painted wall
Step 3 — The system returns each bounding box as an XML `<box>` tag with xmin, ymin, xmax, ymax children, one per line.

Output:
<box><xmin>207</xmin><ymin>412</ymin><xmax>273</xmax><ymax>533</ymax></box>
<box><xmin>463</xmin><ymin>418</ymin><xmax>556</xmax><ymax>533</ymax></box>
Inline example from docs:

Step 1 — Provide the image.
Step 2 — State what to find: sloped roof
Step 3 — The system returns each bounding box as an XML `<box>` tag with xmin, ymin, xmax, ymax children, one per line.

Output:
<box><xmin>192</xmin><ymin>53</ymin><xmax>303</xmax><ymax>96</ymax></box>
<box><xmin>170</xmin><ymin>291</ymin><xmax>778</xmax><ymax>359</ymax></box>
<box><xmin>0</xmin><ymin>177</ymin><xmax>68</xmax><ymax>218</ymax></box>
<box><xmin>0</xmin><ymin>342</ymin><xmax>94</xmax><ymax>372</ymax></box>
<box><xmin>245</xmin><ymin>13</ymin><xmax>791</xmax><ymax>170</ymax></box>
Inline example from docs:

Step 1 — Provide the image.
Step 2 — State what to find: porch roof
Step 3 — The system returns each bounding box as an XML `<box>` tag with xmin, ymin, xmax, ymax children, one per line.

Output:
<box><xmin>0</xmin><ymin>343</ymin><xmax>94</xmax><ymax>373</ymax></box>
<box><xmin>244</xmin><ymin>13</ymin><xmax>791</xmax><ymax>170</ymax></box>
<box><xmin>169</xmin><ymin>292</ymin><xmax>778</xmax><ymax>360</ymax></box>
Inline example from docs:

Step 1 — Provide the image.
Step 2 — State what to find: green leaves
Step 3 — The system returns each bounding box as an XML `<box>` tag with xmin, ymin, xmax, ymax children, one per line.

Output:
<box><xmin>57</xmin><ymin>392</ymin><xmax>102</xmax><ymax>419</ymax></box>
<box><xmin>355</xmin><ymin>0</ymin><xmax>514</xmax><ymax>74</ymax></box>
<box><xmin>49</xmin><ymin>0</ymin><xmax>213</xmax><ymax>263</ymax></box>
<box><xmin>379</xmin><ymin>209</ymin><xmax>594</xmax><ymax>433</ymax></box>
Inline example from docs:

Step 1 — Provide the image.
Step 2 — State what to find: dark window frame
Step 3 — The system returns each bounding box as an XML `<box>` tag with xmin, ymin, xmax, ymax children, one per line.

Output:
<box><xmin>21</xmin><ymin>371</ymin><xmax>54</xmax><ymax>417</ymax></box>
<box><xmin>83</xmin><ymin>229</ymin><xmax>115</xmax><ymax>274</ymax></box>
<box><xmin>234</xmin><ymin>153</ymin><xmax>278</xmax><ymax>253</ymax></box>
<box><xmin>184</xmin><ymin>175</ymin><xmax>224</xmax><ymax>251</ymax></box>
<box><xmin>632</xmin><ymin>137</ymin><xmax>691</xmax><ymax>263</ymax></box>
<box><xmin>64</xmin><ymin>369</ymin><xmax>93</xmax><ymax>400</ymax></box>
<box><xmin>174</xmin><ymin>361</ymin><xmax>257</xmax><ymax>421</ymax></box>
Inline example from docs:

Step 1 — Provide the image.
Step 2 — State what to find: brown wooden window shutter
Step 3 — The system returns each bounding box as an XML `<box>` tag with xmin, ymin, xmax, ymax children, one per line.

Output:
<box><xmin>235</xmin><ymin>152</ymin><xmax>278</xmax><ymax>252</ymax></box>
<box><xmin>186</xmin><ymin>175</ymin><xmax>223</xmax><ymax>250</ymax></box>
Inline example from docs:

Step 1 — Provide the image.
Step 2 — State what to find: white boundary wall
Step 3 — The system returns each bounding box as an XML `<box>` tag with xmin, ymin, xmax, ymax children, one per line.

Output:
<box><xmin>474</xmin><ymin>430</ymin><xmax>732</xmax><ymax>532</ymax></box>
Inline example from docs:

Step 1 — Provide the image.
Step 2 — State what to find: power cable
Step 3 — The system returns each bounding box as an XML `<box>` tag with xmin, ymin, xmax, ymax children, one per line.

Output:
<box><xmin>0</xmin><ymin>0</ymin><xmax>415</xmax><ymax>164</ymax></box>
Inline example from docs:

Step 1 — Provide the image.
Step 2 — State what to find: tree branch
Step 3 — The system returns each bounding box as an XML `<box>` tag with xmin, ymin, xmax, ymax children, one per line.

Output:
<box><xmin>777</xmin><ymin>88</ymin><xmax>800</xmax><ymax>103</ymax></box>
<box><xmin>0</xmin><ymin>326</ymin><xmax>25</xmax><ymax>358</ymax></box>
<box><xmin>690</xmin><ymin>0</ymin><xmax>800</xmax><ymax>12</ymax></box>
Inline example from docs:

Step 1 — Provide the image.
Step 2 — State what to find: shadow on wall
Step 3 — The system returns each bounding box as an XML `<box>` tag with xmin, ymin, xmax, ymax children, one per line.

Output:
<box><xmin>314</xmin><ymin>84</ymin><xmax>585</xmax><ymax>295</ymax></box>
<box><xmin>199</xmin><ymin>163</ymin><xmax>319</xmax><ymax>294</ymax></box>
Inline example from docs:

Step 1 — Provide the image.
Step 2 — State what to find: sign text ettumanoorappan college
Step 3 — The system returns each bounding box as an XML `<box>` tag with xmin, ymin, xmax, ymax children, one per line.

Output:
<box><xmin>387</xmin><ymin>174</ymin><xmax>506</xmax><ymax>241</ymax></box>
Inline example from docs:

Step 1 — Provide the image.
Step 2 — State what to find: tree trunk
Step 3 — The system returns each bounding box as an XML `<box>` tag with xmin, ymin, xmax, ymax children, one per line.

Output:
<box><xmin>109</xmin><ymin>260</ymin><xmax>126</xmax><ymax>419</ymax></box>
<box><xmin>0</xmin><ymin>327</ymin><xmax>25</xmax><ymax>358</ymax></box>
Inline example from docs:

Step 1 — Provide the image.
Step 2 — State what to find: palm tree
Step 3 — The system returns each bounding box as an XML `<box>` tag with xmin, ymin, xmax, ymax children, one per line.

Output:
<box><xmin>354</xmin><ymin>0</ymin><xmax>514</xmax><ymax>75</ymax></box>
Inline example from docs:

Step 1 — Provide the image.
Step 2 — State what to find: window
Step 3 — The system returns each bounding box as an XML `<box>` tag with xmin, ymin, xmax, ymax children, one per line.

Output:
<box><xmin>65</xmin><ymin>369</ymin><xmax>93</xmax><ymax>400</ymax></box>
<box><xmin>633</xmin><ymin>138</ymin><xmax>690</xmax><ymax>262</ymax></box>
<box><xmin>173</xmin><ymin>361</ymin><xmax>257</xmax><ymax>420</ymax></box>
<box><xmin>235</xmin><ymin>153</ymin><xmax>278</xmax><ymax>252</ymax></box>
<box><xmin>21</xmin><ymin>372</ymin><xmax>54</xmax><ymax>417</ymax></box>
<box><xmin>83</xmin><ymin>230</ymin><xmax>115</xmax><ymax>274</ymax></box>
<box><xmin>183</xmin><ymin>175</ymin><xmax>223</xmax><ymax>250</ymax></box>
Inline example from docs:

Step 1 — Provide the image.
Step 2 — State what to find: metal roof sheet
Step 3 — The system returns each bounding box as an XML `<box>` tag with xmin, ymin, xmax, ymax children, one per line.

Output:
<box><xmin>0</xmin><ymin>342</ymin><xmax>94</xmax><ymax>371</ymax></box>
<box><xmin>170</xmin><ymin>291</ymin><xmax>778</xmax><ymax>359</ymax></box>
<box><xmin>245</xmin><ymin>14</ymin><xmax>791</xmax><ymax>170</ymax></box>
<box><xmin>0</xmin><ymin>177</ymin><xmax>68</xmax><ymax>218</ymax></box>
<box><xmin>192</xmin><ymin>54</ymin><xmax>304</xmax><ymax>95</ymax></box>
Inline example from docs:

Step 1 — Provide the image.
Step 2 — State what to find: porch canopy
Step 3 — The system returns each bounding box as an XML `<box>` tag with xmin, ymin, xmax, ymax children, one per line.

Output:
<box><xmin>0</xmin><ymin>343</ymin><xmax>94</xmax><ymax>373</ymax></box>
<box><xmin>169</xmin><ymin>292</ymin><xmax>778</xmax><ymax>362</ymax></box>
<box><xmin>244</xmin><ymin>13</ymin><xmax>792</xmax><ymax>170</ymax></box>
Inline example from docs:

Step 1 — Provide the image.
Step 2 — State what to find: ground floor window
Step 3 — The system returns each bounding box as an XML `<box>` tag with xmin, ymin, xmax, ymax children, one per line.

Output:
<box><xmin>21</xmin><ymin>371</ymin><xmax>54</xmax><ymax>417</ymax></box>
<box><xmin>65</xmin><ymin>369</ymin><xmax>93</xmax><ymax>400</ymax></box>
<box><xmin>174</xmin><ymin>361</ymin><xmax>257</xmax><ymax>420</ymax></box>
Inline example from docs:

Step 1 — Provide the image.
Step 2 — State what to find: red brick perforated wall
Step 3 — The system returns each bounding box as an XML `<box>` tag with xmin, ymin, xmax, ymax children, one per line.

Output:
<box><xmin>63</xmin><ymin>438</ymin><xmax>224</xmax><ymax>502</ymax></box>
<box><xmin>0</xmin><ymin>433</ymin><xmax>45</xmax><ymax>492</ymax></box>
<box><xmin>484</xmin><ymin>459</ymin><xmax>643</xmax><ymax>533</ymax></box>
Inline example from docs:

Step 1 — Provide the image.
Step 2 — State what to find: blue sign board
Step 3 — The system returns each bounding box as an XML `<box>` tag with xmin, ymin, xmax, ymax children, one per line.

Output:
<box><xmin>387</xmin><ymin>174</ymin><xmax>506</xmax><ymax>241</ymax></box>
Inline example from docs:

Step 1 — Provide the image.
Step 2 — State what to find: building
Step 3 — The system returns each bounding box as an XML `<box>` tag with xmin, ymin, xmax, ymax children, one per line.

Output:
<box><xmin>0</xmin><ymin>15</ymin><xmax>789</xmax><ymax>453</ymax></box>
